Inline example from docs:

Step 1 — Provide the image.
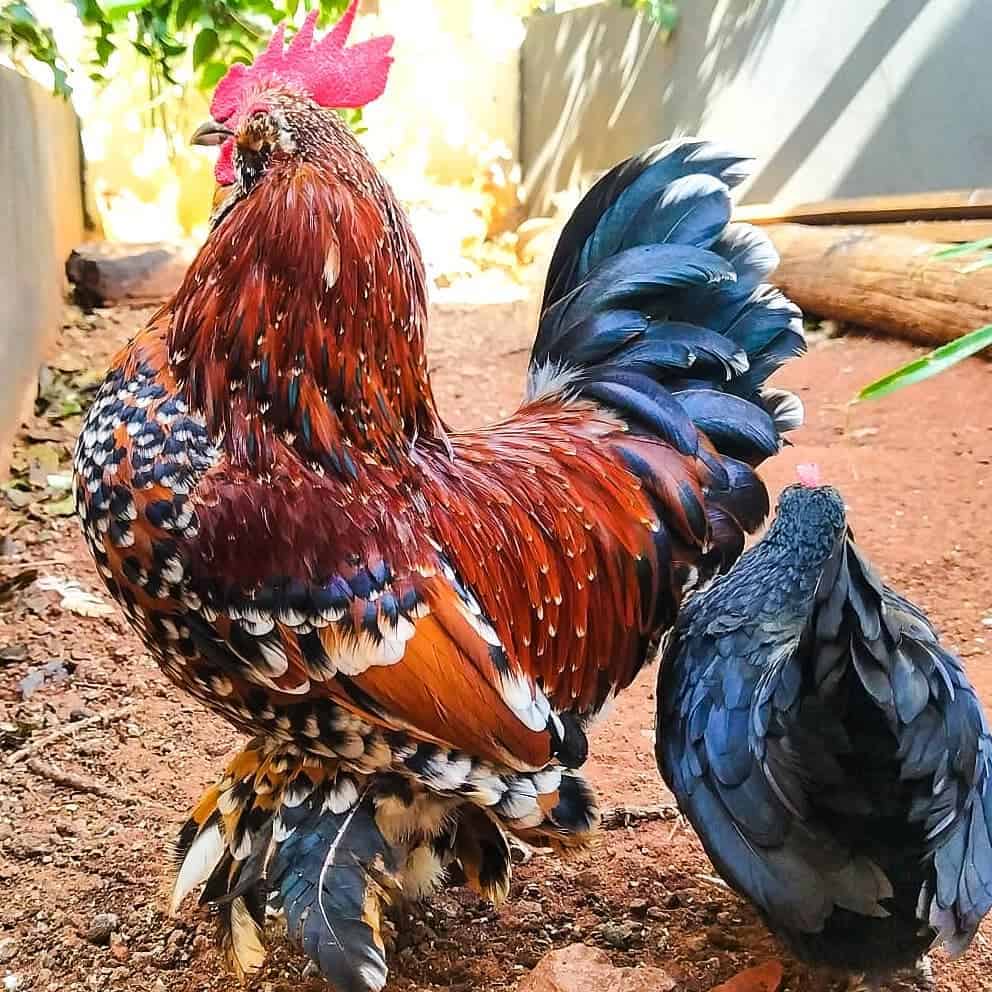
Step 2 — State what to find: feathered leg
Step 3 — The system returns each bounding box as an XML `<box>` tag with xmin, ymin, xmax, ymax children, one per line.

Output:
<box><xmin>171</xmin><ymin>745</ymin><xmax>408</xmax><ymax>992</ymax></box>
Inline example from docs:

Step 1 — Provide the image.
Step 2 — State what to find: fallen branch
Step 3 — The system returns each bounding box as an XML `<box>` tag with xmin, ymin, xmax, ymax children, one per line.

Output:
<box><xmin>765</xmin><ymin>223</ymin><xmax>992</xmax><ymax>348</ymax></box>
<box><xmin>66</xmin><ymin>242</ymin><xmax>194</xmax><ymax>307</ymax></box>
<box><xmin>24</xmin><ymin>756</ymin><xmax>135</xmax><ymax>803</ymax></box>
<box><xmin>5</xmin><ymin>703</ymin><xmax>136</xmax><ymax>765</ymax></box>
<box><xmin>600</xmin><ymin>804</ymin><xmax>679</xmax><ymax>830</ymax></box>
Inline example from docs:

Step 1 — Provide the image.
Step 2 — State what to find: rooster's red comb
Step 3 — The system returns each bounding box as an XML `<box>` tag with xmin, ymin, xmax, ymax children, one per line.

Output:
<box><xmin>209</xmin><ymin>0</ymin><xmax>394</xmax><ymax>124</ymax></box>
<box><xmin>796</xmin><ymin>463</ymin><xmax>822</xmax><ymax>488</ymax></box>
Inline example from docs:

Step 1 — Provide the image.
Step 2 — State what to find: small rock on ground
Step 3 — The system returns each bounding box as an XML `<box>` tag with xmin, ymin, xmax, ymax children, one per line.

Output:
<box><xmin>82</xmin><ymin>913</ymin><xmax>119</xmax><ymax>946</ymax></box>
<box><xmin>708</xmin><ymin>960</ymin><xmax>784</xmax><ymax>992</ymax></box>
<box><xmin>518</xmin><ymin>943</ymin><xmax>677</xmax><ymax>992</ymax></box>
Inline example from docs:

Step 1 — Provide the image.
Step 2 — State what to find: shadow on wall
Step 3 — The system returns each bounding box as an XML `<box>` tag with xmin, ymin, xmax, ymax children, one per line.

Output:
<box><xmin>521</xmin><ymin>0</ymin><xmax>785</xmax><ymax>214</ymax></box>
<box><xmin>826</xmin><ymin>0</ymin><xmax>992</xmax><ymax>200</ymax></box>
<box><xmin>522</xmin><ymin>0</ymin><xmax>992</xmax><ymax>214</ymax></box>
<box><xmin>745</xmin><ymin>0</ymin><xmax>927</xmax><ymax>203</ymax></box>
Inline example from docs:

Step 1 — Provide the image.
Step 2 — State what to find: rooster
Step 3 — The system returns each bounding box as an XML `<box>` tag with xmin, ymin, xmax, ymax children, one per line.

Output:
<box><xmin>656</xmin><ymin>466</ymin><xmax>992</xmax><ymax>989</ymax></box>
<box><xmin>73</xmin><ymin>2</ymin><xmax>805</xmax><ymax>988</ymax></box>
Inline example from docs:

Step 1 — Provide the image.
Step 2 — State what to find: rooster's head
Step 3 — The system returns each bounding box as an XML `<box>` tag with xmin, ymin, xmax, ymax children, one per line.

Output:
<box><xmin>191</xmin><ymin>0</ymin><xmax>393</xmax><ymax>210</ymax></box>
<box><xmin>175</xmin><ymin>2</ymin><xmax>439</xmax><ymax>467</ymax></box>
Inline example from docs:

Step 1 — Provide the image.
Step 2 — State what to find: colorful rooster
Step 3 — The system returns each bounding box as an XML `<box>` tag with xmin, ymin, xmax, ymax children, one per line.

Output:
<box><xmin>73</xmin><ymin>2</ymin><xmax>805</xmax><ymax>988</ymax></box>
<box><xmin>657</xmin><ymin>467</ymin><xmax>992</xmax><ymax>987</ymax></box>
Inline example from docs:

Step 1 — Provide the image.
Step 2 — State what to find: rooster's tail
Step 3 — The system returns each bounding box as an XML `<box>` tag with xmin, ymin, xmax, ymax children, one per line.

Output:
<box><xmin>528</xmin><ymin>139</ymin><xmax>805</xmax><ymax>582</ymax></box>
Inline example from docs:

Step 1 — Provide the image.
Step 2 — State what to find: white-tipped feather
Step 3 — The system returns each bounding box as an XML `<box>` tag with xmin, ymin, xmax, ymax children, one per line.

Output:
<box><xmin>525</xmin><ymin>359</ymin><xmax>583</xmax><ymax>404</ymax></box>
<box><xmin>761</xmin><ymin>387</ymin><xmax>805</xmax><ymax>433</ymax></box>
<box><xmin>171</xmin><ymin>822</ymin><xmax>225</xmax><ymax>913</ymax></box>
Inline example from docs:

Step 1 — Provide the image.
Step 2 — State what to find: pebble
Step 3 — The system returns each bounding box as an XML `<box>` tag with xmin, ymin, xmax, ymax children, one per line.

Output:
<box><xmin>109</xmin><ymin>941</ymin><xmax>130</xmax><ymax>963</ymax></box>
<box><xmin>599</xmin><ymin>921</ymin><xmax>641</xmax><ymax>950</ymax></box>
<box><xmin>627</xmin><ymin>898</ymin><xmax>649</xmax><ymax>917</ymax></box>
<box><xmin>574</xmin><ymin>869</ymin><xmax>598</xmax><ymax>889</ymax></box>
<box><xmin>0</xmin><ymin>939</ymin><xmax>15</xmax><ymax>964</ymax></box>
<box><xmin>645</xmin><ymin>906</ymin><xmax>666</xmax><ymax>921</ymax></box>
<box><xmin>84</xmin><ymin>913</ymin><xmax>119</xmax><ymax>946</ymax></box>
<box><xmin>12</xmin><ymin>832</ymin><xmax>54</xmax><ymax>857</ymax></box>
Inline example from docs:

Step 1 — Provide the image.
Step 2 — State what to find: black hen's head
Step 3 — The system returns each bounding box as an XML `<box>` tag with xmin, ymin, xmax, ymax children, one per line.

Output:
<box><xmin>765</xmin><ymin>467</ymin><xmax>847</xmax><ymax>568</ymax></box>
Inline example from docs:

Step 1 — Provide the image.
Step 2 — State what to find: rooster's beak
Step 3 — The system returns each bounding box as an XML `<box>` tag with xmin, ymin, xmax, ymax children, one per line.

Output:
<box><xmin>191</xmin><ymin>120</ymin><xmax>234</xmax><ymax>147</ymax></box>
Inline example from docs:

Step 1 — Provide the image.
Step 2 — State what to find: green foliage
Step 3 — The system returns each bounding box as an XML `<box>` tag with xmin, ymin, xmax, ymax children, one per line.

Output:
<box><xmin>0</xmin><ymin>1</ymin><xmax>72</xmax><ymax>96</ymax></box>
<box><xmin>78</xmin><ymin>0</ymin><xmax>351</xmax><ymax>92</ymax></box>
<box><xmin>1</xmin><ymin>0</ymin><xmax>351</xmax><ymax>99</ymax></box>
<box><xmin>856</xmin><ymin>324</ymin><xmax>992</xmax><ymax>402</ymax></box>
<box><xmin>933</xmin><ymin>236</ymin><xmax>992</xmax><ymax>274</ymax></box>
<box><xmin>857</xmin><ymin>237</ymin><xmax>992</xmax><ymax>401</ymax></box>
<box><xmin>621</xmin><ymin>0</ymin><xmax>680</xmax><ymax>33</ymax></box>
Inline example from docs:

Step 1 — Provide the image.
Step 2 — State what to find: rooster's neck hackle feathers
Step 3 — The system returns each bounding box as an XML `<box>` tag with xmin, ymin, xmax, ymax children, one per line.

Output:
<box><xmin>169</xmin><ymin>133</ymin><xmax>441</xmax><ymax>475</ymax></box>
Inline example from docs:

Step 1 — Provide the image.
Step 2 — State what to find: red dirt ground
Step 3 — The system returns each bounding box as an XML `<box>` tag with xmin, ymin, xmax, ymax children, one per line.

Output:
<box><xmin>0</xmin><ymin>304</ymin><xmax>990</xmax><ymax>992</ymax></box>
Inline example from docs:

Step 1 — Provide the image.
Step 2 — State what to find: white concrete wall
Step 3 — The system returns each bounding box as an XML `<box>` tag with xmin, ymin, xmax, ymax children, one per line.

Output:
<box><xmin>522</xmin><ymin>0</ymin><xmax>992</xmax><ymax>213</ymax></box>
<box><xmin>0</xmin><ymin>67</ymin><xmax>84</xmax><ymax>474</ymax></box>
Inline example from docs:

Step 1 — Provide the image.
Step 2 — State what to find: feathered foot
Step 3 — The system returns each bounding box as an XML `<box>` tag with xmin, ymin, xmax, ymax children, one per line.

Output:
<box><xmin>171</xmin><ymin>750</ymin><xmax>404</xmax><ymax>992</ymax></box>
<box><xmin>845</xmin><ymin>957</ymin><xmax>936</xmax><ymax>992</ymax></box>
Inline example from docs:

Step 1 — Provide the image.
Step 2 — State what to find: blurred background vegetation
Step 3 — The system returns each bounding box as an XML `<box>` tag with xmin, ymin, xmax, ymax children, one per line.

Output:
<box><xmin>0</xmin><ymin>0</ymin><xmax>543</xmax><ymax>263</ymax></box>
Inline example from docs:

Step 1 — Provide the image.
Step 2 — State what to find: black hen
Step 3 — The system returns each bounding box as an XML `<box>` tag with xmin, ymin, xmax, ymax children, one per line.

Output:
<box><xmin>656</xmin><ymin>475</ymin><xmax>992</xmax><ymax>980</ymax></box>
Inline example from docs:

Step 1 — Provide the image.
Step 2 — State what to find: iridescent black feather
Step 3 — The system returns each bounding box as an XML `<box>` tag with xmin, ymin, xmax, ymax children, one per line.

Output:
<box><xmin>658</xmin><ymin>484</ymin><xmax>992</xmax><ymax>975</ymax></box>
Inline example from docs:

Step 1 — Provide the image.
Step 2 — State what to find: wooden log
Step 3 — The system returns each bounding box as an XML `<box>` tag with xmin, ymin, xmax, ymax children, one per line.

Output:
<box><xmin>65</xmin><ymin>241</ymin><xmax>194</xmax><ymax>307</ymax></box>
<box><xmin>736</xmin><ymin>189</ymin><xmax>992</xmax><ymax>227</ymax></box>
<box><xmin>765</xmin><ymin>223</ymin><xmax>992</xmax><ymax>348</ymax></box>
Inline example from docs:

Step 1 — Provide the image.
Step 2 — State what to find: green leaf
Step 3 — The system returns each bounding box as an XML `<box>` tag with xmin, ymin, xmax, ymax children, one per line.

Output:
<box><xmin>103</xmin><ymin>0</ymin><xmax>147</xmax><ymax>18</ymax></box>
<box><xmin>933</xmin><ymin>236</ymin><xmax>992</xmax><ymax>260</ymax></box>
<box><xmin>857</xmin><ymin>324</ymin><xmax>992</xmax><ymax>401</ymax></box>
<box><xmin>199</xmin><ymin>59</ymin><xmax>226</xmax><ymax>88</ymax></box>
<box><xmin>52</xmin><ymin>65</ymin><xmax>70</xmax><ymax>96</ymax></box>
<box><xmin>5</xmin><ymin>3</ymin><xmax>37</xmax><ymax>27</ymax></box>
<box><xmin>174</xmin><ymin>0</ymin><xmax>199</xmax><ymax>29</ymax></box>
<box><xmin>95</xmin><ymin>34</ymin><xmax>114</xmax><ymax>63</ymax></box>
<box><xmin>192</xmin><ymin>26</ymin><xmax>218</xmax><ymax>68</ymax></box>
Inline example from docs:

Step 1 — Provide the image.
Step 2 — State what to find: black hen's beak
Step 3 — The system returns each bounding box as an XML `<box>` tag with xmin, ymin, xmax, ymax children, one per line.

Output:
<box><xmin>191</xmin><ymin>120</ymin><xmax>233</xmax><ymax>147</ymax></box>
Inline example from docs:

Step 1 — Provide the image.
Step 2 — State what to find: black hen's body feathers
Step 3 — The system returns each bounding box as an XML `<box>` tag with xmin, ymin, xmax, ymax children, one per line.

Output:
<box><xmin>657</xmin><ymin>485</ymin><xmax>992</xmax><ymax>973</ymax></box>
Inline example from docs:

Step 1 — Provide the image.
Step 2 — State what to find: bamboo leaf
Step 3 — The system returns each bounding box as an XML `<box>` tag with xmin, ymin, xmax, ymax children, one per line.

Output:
<box><xmin>857</xmin><ymin>325</ymin><xmax>992</xmax><ymax>401</ymax></box>
<box><xmin>933</xmin><ymin>236</ymin><xmax>992</xmax><ymax>260</ymax></box>
<box><xmin>192</xmin><ymin>26</ymin><xmax>218</xmax><ymax>68</ymax></box>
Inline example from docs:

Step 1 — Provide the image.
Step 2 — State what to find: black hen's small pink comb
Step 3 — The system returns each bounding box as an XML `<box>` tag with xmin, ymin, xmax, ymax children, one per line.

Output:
<box><xmin>796</xmin><ymin>463</ymin><xmax>821</xmax><ymax>488</ymax></box>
